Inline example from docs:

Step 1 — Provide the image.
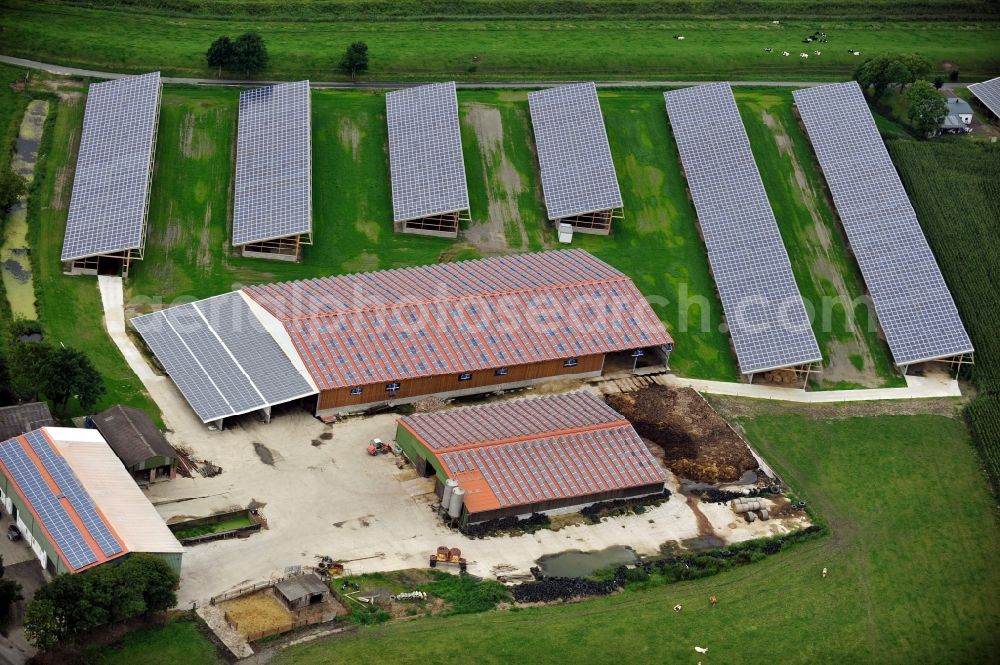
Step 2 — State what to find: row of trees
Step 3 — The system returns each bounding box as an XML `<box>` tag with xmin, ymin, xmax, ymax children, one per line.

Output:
<box><xmin>206</xmin><ymin>34</ymin><xmax>369</xmax><ymax>80</ymax></box>
<box><xmin>1</xmin><ymin>321</ymin><xmax>105</xmax><ymax>413</ymax></box>
<box><xmin>853</xmin><ymin>53</ymin><xmax>955</xmax><ymax>137</ymax></box>
<box><xmin>24</xmin><ymin>554</ymin><xmax>178</xmax><ymax>650</ymax></box>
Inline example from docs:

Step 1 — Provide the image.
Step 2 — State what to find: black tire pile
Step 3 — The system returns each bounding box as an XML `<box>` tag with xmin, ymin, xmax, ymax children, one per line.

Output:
<box><xmin>698</xmin><ymin>484</ymin><xmax>780</xmax><ymax>504</ymax></box>
<box><xmin>512</xmin><ymin>567</ymin><xmax>629</xmax><ymax>603</ymax></box>
<box><xmin>579</xmin><ymin>489</ymin><xmax>672</xmax><ymax>523</ymax></box>
<box><xmin>460</xmin><ymin>512</ymin><xmax>550</xmax><ymax>538</ymax></box>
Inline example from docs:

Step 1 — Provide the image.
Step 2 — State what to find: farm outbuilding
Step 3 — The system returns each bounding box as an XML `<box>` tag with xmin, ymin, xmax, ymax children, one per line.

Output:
<box><xmin>395</xmin><ymin>391</ymin><xmax>668</xmax><ymax>525</ymax></box>
<box><xmin>0</xmin><ymin>402</ymin><xmax>56</xmax><ymax>441</ymax></box>
<box><xmin>0</xmin><ymin>427</ymin><xmax>182</xmax><ymax>576</ymax></box>
<box><xmin>91</xmin><ymin>405</ymin><xmax>178</xmax><ymax>483</ymax></box>
<box><xmin>132</xmin><ymin>250</ymin><xmax>674</xmax><ymax>425</ymax></box>
<box><xmin>274</xmin><ymin>573</ymin><xmax>331</xmax><ymax>610</ymax></box>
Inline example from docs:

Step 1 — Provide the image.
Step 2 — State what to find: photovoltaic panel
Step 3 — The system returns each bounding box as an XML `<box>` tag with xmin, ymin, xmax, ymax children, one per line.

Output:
<box><xmin>793</xmin><ymin>82</ymin><xmax>973</xmax><ymax>366</ymax></box>
<box><xmin>132</xmin><ymin>293</ymin><xmax>315</xmax><ymax>423</ymax></box>
<box><xmin>969</xmin><ymin>76</ymin><xmax>1000</xmax><ymax>118</ymax></box>
<box><xmin>62</xmin><ymin>72</ymin><xmax>160</xmax><ymax>262</ymax></box>
<box><xmin>23</xmin><ymin>431</ymin><xmax>122</xmax><ymax>558</ymax></box>
<box><xmin>0</xmin><ymin>437</ymin><xmax>97</xmax><ymax>570</ymax></box>
<box><xmin>528</xmin><ymin>82</ymin><xmax>623</xmax><ymax>220</ymax></box>
<box><xmin>386</xmin><ymin>82</ymin><xmax>470</xmax><ymax>222</ymax></box>
<box><xmin>234</xmin><ymin>81</ymin><xmax>312</xmax><ymax>246</ymax></box>
<box><xmin>664</xmin><ymin>83</ymin><xmax>821</xmax><ymax>374</ymax></box>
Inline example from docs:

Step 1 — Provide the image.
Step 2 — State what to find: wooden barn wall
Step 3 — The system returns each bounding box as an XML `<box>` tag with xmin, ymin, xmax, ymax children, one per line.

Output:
<box><xmin>317</xmin><ymin>354</ymin><xmax>604</xmax><ymax>411</ymax></box>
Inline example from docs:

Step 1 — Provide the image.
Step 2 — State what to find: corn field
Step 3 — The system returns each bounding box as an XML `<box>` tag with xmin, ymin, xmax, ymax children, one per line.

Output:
<box><xmin>888</xmin><ymin>137</ymin><xmax>1000</xmax><ymax>492</ymax></box>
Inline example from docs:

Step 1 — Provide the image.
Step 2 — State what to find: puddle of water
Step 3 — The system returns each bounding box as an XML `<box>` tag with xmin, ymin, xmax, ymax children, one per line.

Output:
<box><xmin>537</xmin><ymin>546</ymin><xmax>637</xmax><ymax>578</ymax></box>
<box><xmin>680</xmin><ymin>535</ymin><xmax>725</xmax><ymax>550</ymax></box>
<box><xmin>2</xmin><ymin>99</ymin><xmax>48</xmax><ymax>320</ymax></box>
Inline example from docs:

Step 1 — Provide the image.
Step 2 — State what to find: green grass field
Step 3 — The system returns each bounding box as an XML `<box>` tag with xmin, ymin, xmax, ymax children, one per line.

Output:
<box><xmin>84</xmin><ymin>406</ymin><xmax>1000</xmax><ymax>664</ymax></box>
<box><xmin>85</xmin><ymin>615</ymin><xmax>220</xmax><ymax>665</ymax></box>
<box><xmin>2</xmin><ymin>2</ymin><xmax>999</xmax><ymax>82</ymax></box>
<box><xmin>34</xmin><ymin>0</ymin><xmax>1000</xmax><ymax>21</ymax></box>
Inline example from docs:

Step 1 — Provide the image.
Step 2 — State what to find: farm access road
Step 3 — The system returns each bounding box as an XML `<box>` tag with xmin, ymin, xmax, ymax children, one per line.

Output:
<box><xmin>0</xmin><ymin>54</ymin><xmax>967</xmax><ymax>90</ymax></box>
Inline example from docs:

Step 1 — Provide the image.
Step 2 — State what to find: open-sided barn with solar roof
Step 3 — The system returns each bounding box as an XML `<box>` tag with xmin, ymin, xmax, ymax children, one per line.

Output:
<box><xmin>665</xmin><ymin>83</ymin><xmax>822</xmax><ymax>383</ymax></box>
<box><xmin>132</xmin><ymin>250</ymin><xmax>673</xmax><ymax>426</ymax></box>
<box><xmin>234</xmin><ymin>81</ymin><xmax>312</xmax><ymax>260</ymax></box>
<box><xmin>968</xmin><ymin>76</ymin><xmax>1000</xmax><ymax>120</ymax></box>
<box><xmin>62</xmin><ymin>72</ymin><xmax>161</xmax><ymax>276</ymax></box>
<box><xmin>396</xmin><ymin>391</ymin><xmax>667</xmax><ymax>525</ymax></box>
<box><xmin>0</xmin><ymin>427</ymin><xmax>182</xmax><ymax>576</ymax></box>
<box><xmin>794</xmin><ymin>82</ymin><xmax>973</xmax><ymax>373</ymax></box>
<box><xmin>386</xmin><ymin>82</ymin><xmax>470</xmax><ymax>238</ymax></box>
<box><xmin>528</xmin><ymin>82</ymin><xmax>623</xmax><ymax>235</ymax></box>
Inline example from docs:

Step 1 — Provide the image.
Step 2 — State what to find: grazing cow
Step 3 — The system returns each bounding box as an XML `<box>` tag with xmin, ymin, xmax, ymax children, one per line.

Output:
<box><xmin>695</xmin><ymin>646</ymin><xmax>709</xmax><ymax>654</ymax></box>
<box><xmin>822</xmin><ymin>567</ymin><xmax>828</xmax><ymax>578</ymax></box>
<box><xmin>673</xmin><ymin>604</ymin><xmax>683</xmax><ymax>612</ymax></box>
<box><xmin>710</xmin><ymin>595</ymin><xmax>718</xmax><ymax>607</ymax></box>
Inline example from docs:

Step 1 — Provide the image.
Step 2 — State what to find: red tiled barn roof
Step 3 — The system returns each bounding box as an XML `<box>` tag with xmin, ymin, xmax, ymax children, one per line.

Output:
<box><xmin>244</xmin><ymin>250</ymin><xmax>672</xmax><ymax>391</ymax></box>
<box><xmin>398</xmin><ymin>392</ymin><xmax>667</xmax><ymax>514</ymax></box>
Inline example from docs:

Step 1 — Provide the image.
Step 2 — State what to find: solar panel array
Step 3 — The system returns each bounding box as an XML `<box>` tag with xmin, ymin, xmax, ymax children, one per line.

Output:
<box><xmin>386</xmin><ymin>82</ymin><xmax>470</xmax><ymax>222</ymax></box>
<box><xmin>62</xmin><ymin>72</ymin><xmax>160</xmax><ymax>262</ymax></box>
<box><xmin>793</xmin><ymin>82</ymin><xmax>973</xmax><ymax>366</ymax></box>
<box><xmin>132</xmin><ymin>292</ymin><xmax>315</xmax><ymax>423</ymax></box>
<box><xmin>23</xmin><ymin>431</ymin><xmax>123</xmax><ymax>558</ymax></box>
<box><xmin>968</xmin><ymin>76</ymin><xmax>1000</xmax><ymax>119</ymax></box>
<box><xmin>528</xmin><ymin>82</ymin><xmax>623</xmax><ymax>220</ymax></box>
<box><xmin>664</xmin><ymin>83</ymin><xmax>821</xmax><ymax>374</ymax></box>
<box><xmin>234</xmin><ymin>81</ymin><xmax>312</xmax><ymax>246</ymax></box>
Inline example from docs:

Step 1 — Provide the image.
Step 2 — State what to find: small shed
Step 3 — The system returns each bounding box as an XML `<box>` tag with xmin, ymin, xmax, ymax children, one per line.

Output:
<box><xmin>91</xmin><ymin>405</ymin><xmax>177</xmax><ymax>482</ymax></box>
<box><xmin>275</xmin><ymin>573</ymin><xmax>331</xmax><ymax>610</ymax></box>
<box><xmin>0</xmin><ymin>402</ymin><xmax>56</xmax><ymax>441</ymax></box>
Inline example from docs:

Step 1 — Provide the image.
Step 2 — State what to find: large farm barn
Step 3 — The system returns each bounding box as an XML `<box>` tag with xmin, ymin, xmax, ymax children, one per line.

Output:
<box><xmin>61</xmin><ymin>72</ymin><xmax>161</xmax><ymax>277</ymax></box>
<box><xmin>396</xmin><ymin>391</ymin><xmax>667</xmax><ymax>525</ymax></box>
<box><xmin>0</xmin><ymin>427</ymin><xmax>182</xmax><ymax>576</ymax></box>
<box><xmin>132</xmin><ymin>250</ymin><xmax>673</xmax><ymax>427</ymax></box>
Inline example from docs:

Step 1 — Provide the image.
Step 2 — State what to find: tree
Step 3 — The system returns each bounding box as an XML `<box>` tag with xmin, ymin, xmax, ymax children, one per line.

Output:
<box><xmin>949</xmin><ymin>68</ymin><xmax>960</xmax><ymax>82</ymax></box>
<box><xmin>0</xmin><ymin>555</ymin><xmax>24</xmax><ymax>630</ymax></box>
<box><xmin>339</xmin><ymin>41</ymin><xmax>369</xmax><ymax>81</ymax></box>
<box><xmin>23</xmin><ymin>598</ymin><xmax>60</xmax><ymax>651</ymax></box>
<box><xmin>854</xmin><ymin>53</ymin><xmax>933</xmax><ymax>97</ymax></box>
<box><xmin>9</xmin><ymin>340</ymin><xmax>52</xmax><ymax>401</ymax></box>
<box><xmin>933</xmin><ymin>76</ymin><xmax>944</xmax><ymax>89</ymax></box>
<box><xmin>0</xmin><ymin>170</ymin><xmax>27</xmax><ymax>216</ymax></box>
<box><xmin>233</xmin><ymin>32</ymin><xmax>269</xmax><ymax>78</ymax></box>
<box><xmin>23</xmin><ymin>554</ymin><xmax>179</xmax><ymax>649</ymax></box>
<box><xmin>907</xmin><ymin>80</ymin><xmax>948</xmax><ymax>137</ymax></box>
<box><xmin>38</xmin><ymin>345</ymin><xmax>105</xmax><ymax>412</ymax></box>
<box><xmin>205</xmin><ymin>35</ymin><xmax>235</xmax><ymax>77</ymax></box>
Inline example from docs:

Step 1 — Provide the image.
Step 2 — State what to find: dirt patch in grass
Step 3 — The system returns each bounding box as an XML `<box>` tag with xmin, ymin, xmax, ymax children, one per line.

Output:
<box><xmin>606</xmin><ymin>385</ymin><xmax>757</xmax><ymax>483</ymax></box>
<box><xmin>342</xmin><ymin>250</ymin><xmax>379</xmax><ymax>273</ymax></box>
<box><xmin>339</xmin><ymin>117</ymin><xmax>363</xmax><ymax>162</ymax></box>
<box><xmin>180</xmin><ymin>110</ymin><xmax>213</xmax><ymax>159</ymax></box>
<box><xmin>221</xmin><ymin>590</ymin><xmax>294</xmax><ymax>637</ymax></box>
<box><xmin>463</xmin><ymin>102</ymin><xmax>528</xmax><ymax>252</ymax></box>
<box><xmin>197</xmin><ymin>204</ymin><xmax>213</xmax><ymax>269</ymax></box>
<box><xmin>762</xmin><ymin>110</ymin><xmax>882</xmax><ymax>388</ymax></box>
